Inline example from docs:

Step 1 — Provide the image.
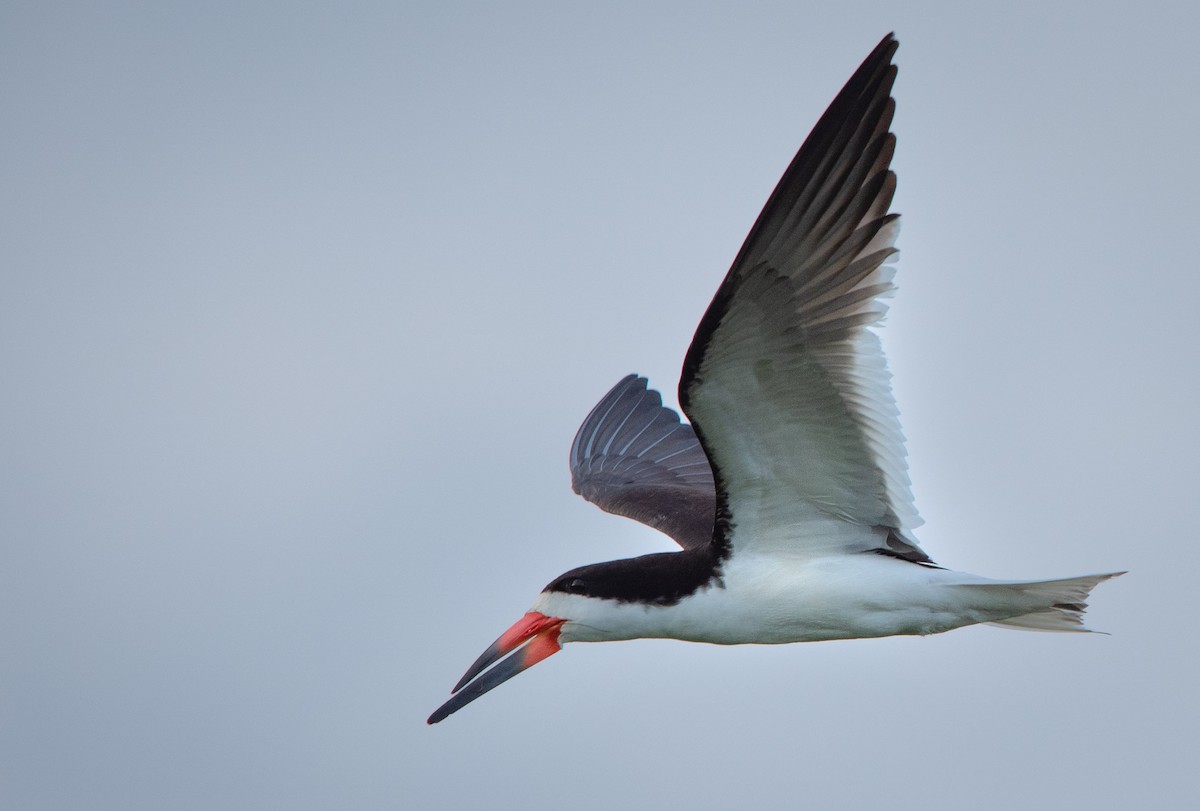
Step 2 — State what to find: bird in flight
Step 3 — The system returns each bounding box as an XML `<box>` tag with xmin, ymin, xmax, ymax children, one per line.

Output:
<box><xmin>427</xmin><ymin>33</ymin><xmax>1122</xmax><ymax>725</ymax></box>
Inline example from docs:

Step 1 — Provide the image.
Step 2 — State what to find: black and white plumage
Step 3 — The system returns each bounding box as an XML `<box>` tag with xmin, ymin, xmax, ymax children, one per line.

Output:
<box><xmin>427</xmin><ymin>34</ymin><xmax>1122</xmax><ymax>725</ymax></box>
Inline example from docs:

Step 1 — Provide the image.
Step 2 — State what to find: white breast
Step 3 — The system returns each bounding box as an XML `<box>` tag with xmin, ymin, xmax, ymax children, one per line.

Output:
<box><xmin>535</xmin><ymin>552</ymin><xmax>1001</xmax><ymax>646</ymax></box>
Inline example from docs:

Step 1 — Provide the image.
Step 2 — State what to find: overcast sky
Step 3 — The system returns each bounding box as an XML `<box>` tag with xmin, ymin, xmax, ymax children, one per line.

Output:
<box><xmin>3</xmin><ymin>2</ymin><xmax>1198</xmax><ymax>809</ymax></box>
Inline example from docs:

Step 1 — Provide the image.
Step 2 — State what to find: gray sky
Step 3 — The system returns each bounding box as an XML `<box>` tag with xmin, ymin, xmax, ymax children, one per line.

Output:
<box><xmin>3</xmin><ymin>2</ymin><xmax>1198</xmax><ymax>809</ymax></box>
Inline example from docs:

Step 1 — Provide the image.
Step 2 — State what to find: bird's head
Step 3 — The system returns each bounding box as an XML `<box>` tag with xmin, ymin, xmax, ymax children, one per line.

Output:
<box><xmin>427</xmin><ymin>550</ymin><xmax>722</xmax><ymax>723</ymax></box>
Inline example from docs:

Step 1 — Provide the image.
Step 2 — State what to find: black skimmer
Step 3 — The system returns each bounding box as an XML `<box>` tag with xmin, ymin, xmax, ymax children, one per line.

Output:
<box><xmin>427</xmin><ymin>33</ymin><xmax>1123</xmax><ymax>725</ymax></box>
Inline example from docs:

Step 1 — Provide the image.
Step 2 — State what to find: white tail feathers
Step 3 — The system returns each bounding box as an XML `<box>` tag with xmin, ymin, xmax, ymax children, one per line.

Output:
<box><xmin>975</xmin><ymin>571</ymin><xmax>1126</xmax><ymax>633</ymax></box>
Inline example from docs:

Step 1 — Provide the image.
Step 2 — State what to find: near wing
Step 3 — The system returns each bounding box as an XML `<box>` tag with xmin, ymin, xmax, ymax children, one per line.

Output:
<box><xmin>570</xmin><ymin>375</ymin><xmax>716</xmax><ymax>550</ymax></box>
<box><xmin>679</xmin><ymin>34</ymin><xmax>931</xmax><ymax>562</ymax></box>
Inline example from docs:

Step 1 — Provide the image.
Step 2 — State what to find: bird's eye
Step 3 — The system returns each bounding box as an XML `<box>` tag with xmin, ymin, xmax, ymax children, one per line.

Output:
<box><xmin>566</xmin><ymin>578</ymin><xmax>587</xmax><ymax>593</ymax></box>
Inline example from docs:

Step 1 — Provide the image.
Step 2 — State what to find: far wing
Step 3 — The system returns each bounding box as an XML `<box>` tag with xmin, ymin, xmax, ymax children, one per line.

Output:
<box><xmin>570</xmin><ymin>375</ymin><xmax>716</xmax><ymax>550</ymax></box>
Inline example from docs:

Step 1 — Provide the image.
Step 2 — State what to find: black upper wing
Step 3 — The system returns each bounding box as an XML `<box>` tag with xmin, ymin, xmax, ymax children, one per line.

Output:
<box><xmin>570</xmin><ymin>375</ymin><xmax>716</xmax><ymax>550</ymax></box>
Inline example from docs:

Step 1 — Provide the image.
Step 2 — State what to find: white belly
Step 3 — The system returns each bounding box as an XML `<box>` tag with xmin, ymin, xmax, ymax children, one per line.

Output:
<box><xmin>542</xmin><ymin>553</ymin><xmax>1021</xmax><ymax>646</ymax></box>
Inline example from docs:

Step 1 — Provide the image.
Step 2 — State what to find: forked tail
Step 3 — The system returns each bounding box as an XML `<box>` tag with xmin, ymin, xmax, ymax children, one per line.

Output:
<box><xmin>974</xmin><ymin>572</ymin><xmax>1126</xmax><ymax>632</ymax></box>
